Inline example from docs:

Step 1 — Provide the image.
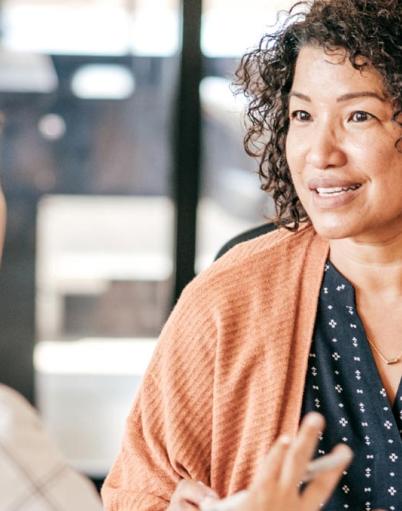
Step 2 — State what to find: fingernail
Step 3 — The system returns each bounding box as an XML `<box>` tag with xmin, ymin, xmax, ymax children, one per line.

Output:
<box><xmin>305</xmin><ymin>412</ymin><xmax>324</xmax><ymax>427</ymax></box>
<box><xmin>335</xmin><ymin>444</ymin><xmax>354</xmax><ymax>461</ymax></box>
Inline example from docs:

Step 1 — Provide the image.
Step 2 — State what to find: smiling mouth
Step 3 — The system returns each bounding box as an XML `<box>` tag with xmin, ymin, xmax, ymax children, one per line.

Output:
<box><xmin>315</xmin><ymin>184</ymin><xmax>362</xmax><ymax>196</ymax></box>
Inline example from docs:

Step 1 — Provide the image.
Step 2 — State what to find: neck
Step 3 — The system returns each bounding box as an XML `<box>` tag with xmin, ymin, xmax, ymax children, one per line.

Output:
<box><xmin>329</xmin><ymin>231</ymin><xmax>402</xmax><ymax>300</ymax></box>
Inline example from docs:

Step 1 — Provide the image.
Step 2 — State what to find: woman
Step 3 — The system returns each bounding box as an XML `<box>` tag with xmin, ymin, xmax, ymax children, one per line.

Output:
<box><xmin>102</xmin><ymin>0</ymin><xmax>402</xmax><ymax>509</ymax></box>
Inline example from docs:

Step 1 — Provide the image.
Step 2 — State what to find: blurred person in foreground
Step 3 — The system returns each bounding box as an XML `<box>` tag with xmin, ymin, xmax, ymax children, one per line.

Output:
<box><xmin>102</xmin><ymin>0</ymin><xmax>402</xmax><ymax>509</ymax></box>
<box><xmin>0</xmin><ymin>188</ymin><xmax>102</xmax><ymax>510</ymax></box>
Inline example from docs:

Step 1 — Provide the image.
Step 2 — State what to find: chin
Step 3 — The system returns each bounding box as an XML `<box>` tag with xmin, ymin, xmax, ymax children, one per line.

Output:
<box><xmin>309</xmin><ymin>217</ymin><xmax>358</xmax><ymax>241</ymax></box>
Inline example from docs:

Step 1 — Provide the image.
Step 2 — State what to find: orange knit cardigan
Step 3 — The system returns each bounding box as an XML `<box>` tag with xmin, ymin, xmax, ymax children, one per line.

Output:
<box><xmin>102</xmin><ymin>225</ymin><xmax>330</xmax><ymax>510</ymax></box>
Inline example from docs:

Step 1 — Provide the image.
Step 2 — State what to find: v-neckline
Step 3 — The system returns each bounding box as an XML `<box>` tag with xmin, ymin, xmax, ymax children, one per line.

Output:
<box><xmin>328</xmin><ymin>259</ymin><xmax>402</xmax><ymax>444</ymax></box>
<box><xmin>301</xmin><ymin>259</ymin><xmax>402</xmax><ymax>509</ymax></box>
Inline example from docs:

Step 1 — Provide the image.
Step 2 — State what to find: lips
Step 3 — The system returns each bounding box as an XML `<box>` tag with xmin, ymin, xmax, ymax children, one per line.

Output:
<box><xmin>307</xmin><ymin>177</ymin><xmax>363</xmax><ymax>209</ymax></box>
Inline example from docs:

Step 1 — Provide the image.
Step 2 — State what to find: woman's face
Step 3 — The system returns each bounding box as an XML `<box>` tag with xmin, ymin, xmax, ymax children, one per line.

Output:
<box><xmin>286</xmin><ymin>45</ymin><xmax>402</xmax><ymax>242</ymax></box>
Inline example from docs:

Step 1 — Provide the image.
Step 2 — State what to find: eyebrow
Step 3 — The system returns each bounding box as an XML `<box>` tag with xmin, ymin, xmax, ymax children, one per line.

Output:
<box><xmin>289</xmin><ymin>91</ymin><xmax>387</xmax><ymax>102</ymax></box>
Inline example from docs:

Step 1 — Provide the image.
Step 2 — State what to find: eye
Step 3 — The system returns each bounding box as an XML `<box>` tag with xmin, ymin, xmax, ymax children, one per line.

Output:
<box><xmin>349</xmin><ymin>111</ymin><xmax>375</xmax><ymax>123</ymax></box>
<box><xmin>290</xmin><ymin>110</ymin><xmax>312</xmax><ymax>122</ymax></box>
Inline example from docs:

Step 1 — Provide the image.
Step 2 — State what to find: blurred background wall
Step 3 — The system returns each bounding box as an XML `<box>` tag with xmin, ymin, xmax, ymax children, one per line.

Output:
<box><xmin>0</xmin><ymin>0</ymin><xmax>292</xmax><ymax>487</ymax></box>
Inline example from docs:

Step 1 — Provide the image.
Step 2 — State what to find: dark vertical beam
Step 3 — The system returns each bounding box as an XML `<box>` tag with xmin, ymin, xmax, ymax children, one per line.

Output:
<box><xmin>173</xmin><ymin>0</ymin><xmax>203</xmax><ymax>302</ymax></box>
<box><xmin>0</xmin><ymin>204</ymin><xmax>36</xmax><ymax>404</ymax></box>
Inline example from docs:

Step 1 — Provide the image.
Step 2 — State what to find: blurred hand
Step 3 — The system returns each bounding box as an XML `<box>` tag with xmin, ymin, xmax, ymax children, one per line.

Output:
<box><xmin>168</xmin><ymin>479</ymin><xmax>219</xmax><ymax>511</ymax></box>
<box><xmin>168</xmin><ymin>412</ymin><xmax>386</xmax><ymax>511</ymax></box>
<box><xmin>236</xmin><ymin>412</ymin><xmax>352</xmax><ymax>511</ymax></box>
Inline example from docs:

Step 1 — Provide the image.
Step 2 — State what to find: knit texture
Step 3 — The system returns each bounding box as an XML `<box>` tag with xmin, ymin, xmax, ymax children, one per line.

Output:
<box><xmin>102</xmin><ymin>225</ymin><xmax>329</xmax><ymax>510</ymax></box>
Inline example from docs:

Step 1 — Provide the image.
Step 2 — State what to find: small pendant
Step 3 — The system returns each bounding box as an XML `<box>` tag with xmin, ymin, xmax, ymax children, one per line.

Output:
<box><xmin>386</xmin><ymin>358</ymin><xmax>401</xmax><ymax>365</ymax></box>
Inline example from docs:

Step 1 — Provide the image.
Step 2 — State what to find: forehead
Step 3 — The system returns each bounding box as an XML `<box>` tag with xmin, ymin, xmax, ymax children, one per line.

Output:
<box><xmin>291</xmin><ymin>45</ymin><xmax>386</xmax><ymax>98</ymax></box>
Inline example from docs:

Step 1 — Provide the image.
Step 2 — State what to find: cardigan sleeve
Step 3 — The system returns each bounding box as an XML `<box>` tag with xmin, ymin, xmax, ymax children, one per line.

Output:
<box><xmin>101</xmin><ymin>282</ymin><xmax>217</xmax><ymax>511</ymax></box>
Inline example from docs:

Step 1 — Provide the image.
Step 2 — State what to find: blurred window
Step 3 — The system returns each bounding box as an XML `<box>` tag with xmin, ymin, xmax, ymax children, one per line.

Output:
<box><xmin>1</xmin><ymin>0</ymin><xmax>296</xmax><ymax>481</ymax></box>
<box><xmin>202</xmin><ymin>0</ymin><xmax>294</xmax><ymax>57</ymax></box>
<box><xmin>197</xmin><ymin>0</ymin><xmax>294</xmax><ymax>271</ymax></box>
<box><xmin>2</xmin><ymin>0</ymin><xmax>179</xmax><ymax>56</ymax></box>
<box><xmin>1</xmin><ymin>0</ymin><xmax>179</xmax><ymax>479</ymax></box>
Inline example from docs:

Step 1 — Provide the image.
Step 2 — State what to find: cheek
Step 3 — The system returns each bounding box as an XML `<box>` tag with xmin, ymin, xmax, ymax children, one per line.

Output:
<box><xmin>373</xmin><ymin>155</ymin><xmax>402</xmax><ymax>198</ymax></box>
<box><xmin>348</xmin><ymin>130</ymin><xmax>398</xmax><ymax>174</ymax></box>
<box><xmin>358</xmin><ymin>144</ymin><xmax>401</xmax><ymax>183</ymax></box>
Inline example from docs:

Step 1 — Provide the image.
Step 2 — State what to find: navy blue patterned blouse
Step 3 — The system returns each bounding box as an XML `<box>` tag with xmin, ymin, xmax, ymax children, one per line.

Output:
<box><xmin>301</xmin><ymin>260</ymin><xmax>402</xmax><ymax>511</ymax></box>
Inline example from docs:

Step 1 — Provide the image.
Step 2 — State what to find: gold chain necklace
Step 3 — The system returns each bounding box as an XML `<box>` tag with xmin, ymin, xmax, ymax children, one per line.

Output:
<box><xmin>366</xmin><ymin>337</ymin><xmax>402</xmax><ymax>365</ymax></box>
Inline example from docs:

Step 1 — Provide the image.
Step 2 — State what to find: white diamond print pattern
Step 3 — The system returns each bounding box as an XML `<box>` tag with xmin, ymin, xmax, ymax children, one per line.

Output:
<box><xmin>300</xmin><ymin>259</ymin><xmax>402</xmax><ymax>510</ymax></box>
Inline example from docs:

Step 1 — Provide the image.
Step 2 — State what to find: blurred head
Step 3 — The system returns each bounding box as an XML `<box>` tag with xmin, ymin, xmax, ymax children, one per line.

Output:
<box><xmin>236</xmin><ymin>0</ymin><xmax>402</xmax><ymax>235</ymax></box>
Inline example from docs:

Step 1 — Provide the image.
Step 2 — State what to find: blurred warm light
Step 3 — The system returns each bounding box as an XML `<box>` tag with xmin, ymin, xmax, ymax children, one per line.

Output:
<box><xmin>3</xmin><ymin>0</ymin><xmax>297</xmax><ymax>58</ymax></box>
<box><xmin>34</xmin><ymin>339</ymin><xmax>157</xmax><ymax>375</ymax></box>
<box><xmin>38</xmin><ymin>114</ymin><xmax>66</xmax><ymax>140</ymax></box>
<box><xmin>71</xmin><ymin>64</ymin><xmax>135</xmax><ymax>100</ymax></box>
<box><xmin>202</xmin><ymin>0</ymin><xmax>296</xmax><ymax>57</ymax></box>
<box><xmin>200</xmin><ymin>76</ymin><xmax>247</xmax><ymax>136</ymax></box>
<box><xmin>2</xmin><ymin>2</ymin><xmax>133</xmax><ymax>56</ymax></box>
<box><xmin>0</xmin><ymin>49</ymin><xmax>57</xmax><ymax>92</ymax></box>
<box><xmin>130</xmin><ymin>6</ymin><xmax>179</xmax><ymax>56</ymax></box>
<box><xmin>2</xmin><ymin>0</ymin><xmax>179</xmax><ymax>56</ymax></box>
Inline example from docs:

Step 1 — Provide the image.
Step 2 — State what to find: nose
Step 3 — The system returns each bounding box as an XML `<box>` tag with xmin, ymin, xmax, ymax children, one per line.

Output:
<box><xmin>305</xmin><ymin>122</ymin><xmax>346</xmax><ymax>170</ymax></box>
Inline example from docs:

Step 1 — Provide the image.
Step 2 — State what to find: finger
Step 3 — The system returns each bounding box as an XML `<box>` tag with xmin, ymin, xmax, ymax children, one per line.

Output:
<box><xmin>301</xmin><ymin>443</ymin><xmax>353</xmax><ymax>510</ymax></box>
<box><xmin>279</xmin><ymin>412</ymin><xmax>325</xmax><ymax>488</ymax></box>
<box><xmin>250</xmin><ymin>434</ymin><xmax>292</xmax><ymax>490</ymax></box>
<box><xmin>171</xmin><ymin>480</ymin><xmax>218</xmax><ymax>507</ymax></box>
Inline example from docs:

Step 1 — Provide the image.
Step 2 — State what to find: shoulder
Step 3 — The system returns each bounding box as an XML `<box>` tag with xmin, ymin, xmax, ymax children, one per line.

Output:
<box><xmin>212</xmin><ymin>222</ymin><xmax>315</xmax><ymax>266</ymax></box>
<box><xmin>162</xmin><ymin>223</ymin><xmax>328</xmax><ymax>356</ymax></box>
<box><xmin>183</xmin><ymin>223</ymin><xmax>325</xmax><ymax>304</ymax></box>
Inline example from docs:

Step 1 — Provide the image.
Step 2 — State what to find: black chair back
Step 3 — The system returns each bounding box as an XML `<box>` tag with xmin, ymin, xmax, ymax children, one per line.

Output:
<box><xmin>215</xmin><ymin>222</ymin><xmax>277</xmax><ymax>260</ymax></box>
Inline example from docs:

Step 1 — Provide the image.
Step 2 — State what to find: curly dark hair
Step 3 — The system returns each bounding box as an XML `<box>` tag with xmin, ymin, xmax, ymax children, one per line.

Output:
<box><xmin>235</xmin><ymin>0</ymin><xmax>402</xmax><ymax>230</ymax></box>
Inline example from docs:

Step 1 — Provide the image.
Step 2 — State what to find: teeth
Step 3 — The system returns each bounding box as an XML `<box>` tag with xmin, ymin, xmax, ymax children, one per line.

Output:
<box><xmin>317</xmin><ymin>187</ymin><xmax>343</xmax><ymax>194</ymax></box>
<box><xmin>316</xmin><ymin>184</ymin><xmax>361</xmax><ymax>195</ymax></box>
